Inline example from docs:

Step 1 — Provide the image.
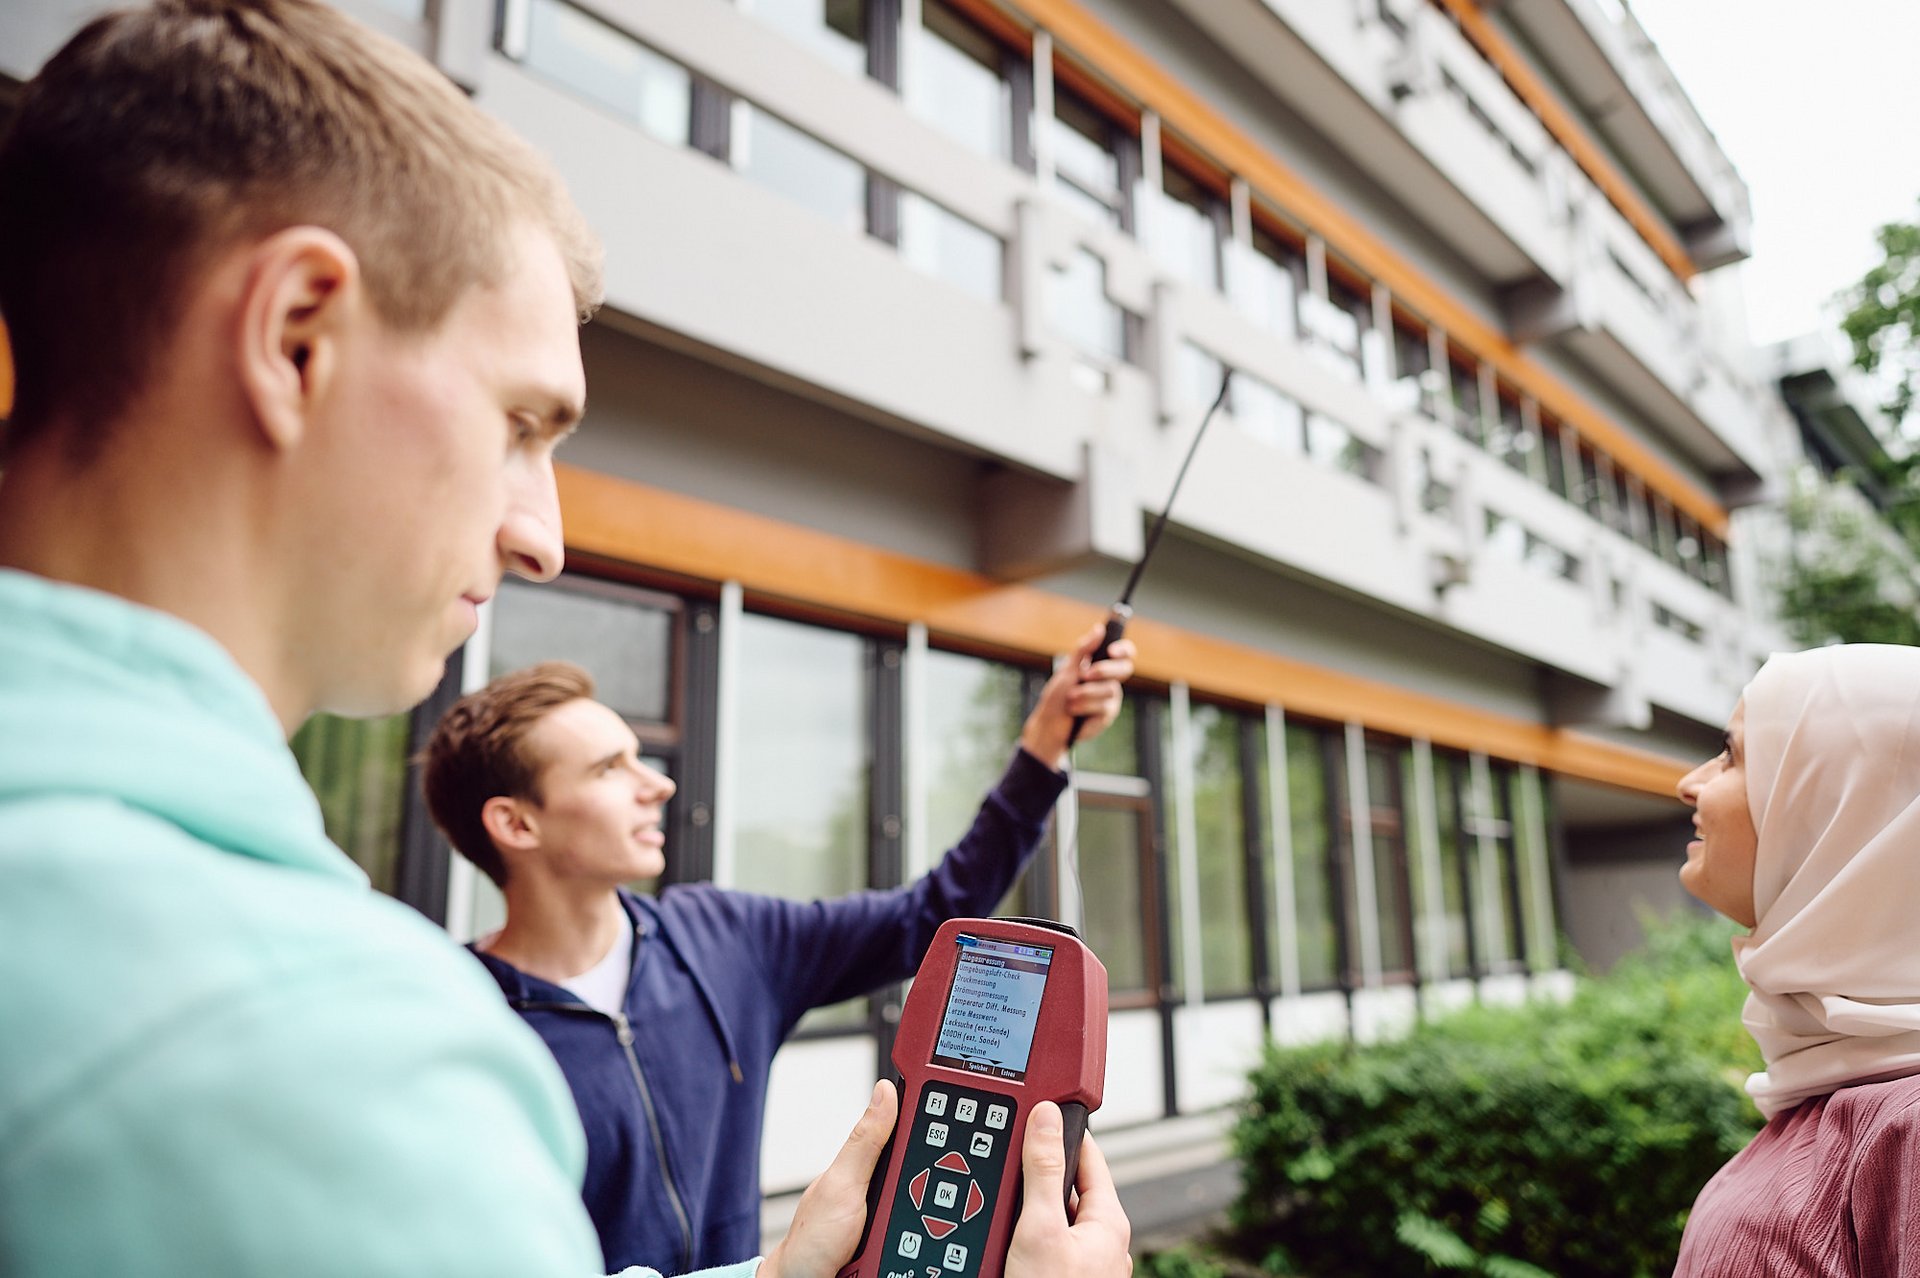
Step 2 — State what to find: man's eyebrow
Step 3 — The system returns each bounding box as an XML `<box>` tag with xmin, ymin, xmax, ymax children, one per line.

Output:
<box><xmin>586</xmin><ymin>749</ymin><xmax>624</xmax><ymax>773</ymax></box>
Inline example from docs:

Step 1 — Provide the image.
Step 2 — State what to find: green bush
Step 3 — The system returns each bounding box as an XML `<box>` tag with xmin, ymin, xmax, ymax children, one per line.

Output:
<box><xmin>1229</xmin><ymin>914</ymin><xmax>1763</xmax><ymax>1278</ymax></box>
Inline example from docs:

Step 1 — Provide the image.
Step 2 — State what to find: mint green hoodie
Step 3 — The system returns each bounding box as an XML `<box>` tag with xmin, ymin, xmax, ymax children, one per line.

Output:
<box><xmin>0</xmin><ymin>570</ymin><xmax>757</xmax><ymax>1278</ymax></box>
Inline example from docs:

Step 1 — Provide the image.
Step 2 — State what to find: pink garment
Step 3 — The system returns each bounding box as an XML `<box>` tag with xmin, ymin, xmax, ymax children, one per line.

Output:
<box><xmin>1673</xmin><ymin>1073</ymin><xmax>1920</xmax><ymax>1277</ymax></box>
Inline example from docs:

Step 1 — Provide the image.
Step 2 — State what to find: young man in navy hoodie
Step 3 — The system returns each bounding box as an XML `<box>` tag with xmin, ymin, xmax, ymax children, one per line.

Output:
<box><xmin>423</xmin><ymin>627</ymin><xmax>1134</xmax><ymax>1274</ymax></box>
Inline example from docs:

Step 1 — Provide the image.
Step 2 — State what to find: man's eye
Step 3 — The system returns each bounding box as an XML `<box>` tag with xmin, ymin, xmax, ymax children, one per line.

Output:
<box><xmin>509</xmin><ymin>417</ymin><xmax>538</xmax><ymax>446</ymax></box>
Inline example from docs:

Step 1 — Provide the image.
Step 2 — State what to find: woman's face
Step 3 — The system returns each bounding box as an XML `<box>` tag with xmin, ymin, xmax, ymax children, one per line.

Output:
<box><xmin>1677</xmin><ymin>700</ymin><xmax>1760</xmax><ymax>927</ymax></box>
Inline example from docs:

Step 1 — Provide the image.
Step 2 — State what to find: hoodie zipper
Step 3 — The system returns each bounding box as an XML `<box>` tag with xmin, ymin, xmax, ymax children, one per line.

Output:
<box><xmin>613</xmin><ymin>1009</ymin><xmax>695</xmax><ymax>1273</ymax></box>
<box><xmin>514</xmin><ymin>999</ymin><xmax>696</xmax><ymax>1272</ymax></box>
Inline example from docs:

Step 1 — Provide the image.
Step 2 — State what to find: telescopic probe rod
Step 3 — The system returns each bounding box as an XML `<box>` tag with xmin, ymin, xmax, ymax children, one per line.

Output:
<box><xmin>1065</xmin><ymin>370</ymin><xmax>1233</xmax><ymax>747</ymax></box>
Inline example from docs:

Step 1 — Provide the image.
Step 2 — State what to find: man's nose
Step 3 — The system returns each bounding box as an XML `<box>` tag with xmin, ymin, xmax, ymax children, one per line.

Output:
<box><xmin>501</xmin><ymin>458</ymin><xmax>564</xmax><ymax>583</ymax></box>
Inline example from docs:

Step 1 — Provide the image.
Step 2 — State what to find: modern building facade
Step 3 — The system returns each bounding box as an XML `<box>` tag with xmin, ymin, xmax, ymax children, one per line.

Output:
<box><xmin>1</xmin><ymin>0</ymin><xmax>1829</xmax><ymax>1236</ymax></box>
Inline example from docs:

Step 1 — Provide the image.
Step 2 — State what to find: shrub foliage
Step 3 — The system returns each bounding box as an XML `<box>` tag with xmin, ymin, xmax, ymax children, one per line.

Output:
<box><xmin>1228</xmin><ymin>916</ymin><xmax>1763</xmax><ymax>1278</ymax></box>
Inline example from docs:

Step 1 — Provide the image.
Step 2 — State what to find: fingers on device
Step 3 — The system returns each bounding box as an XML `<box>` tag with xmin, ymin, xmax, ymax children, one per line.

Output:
<box><xmin>837</xmin><ymin>917</ymin><xmax>1108</xmax><ymax>1278</ymax></box>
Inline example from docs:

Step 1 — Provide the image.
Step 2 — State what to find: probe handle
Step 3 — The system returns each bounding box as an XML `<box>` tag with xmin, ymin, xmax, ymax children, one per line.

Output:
<box><xmin>1059</xmin><ymin>1101</ymin><xmax>1090</xmax><ymax>1217</ymax></box>
<box><xmin>1063</xmin><ymin>607</ymin><xmax>1130</xmax><ymax>749</ymax></box>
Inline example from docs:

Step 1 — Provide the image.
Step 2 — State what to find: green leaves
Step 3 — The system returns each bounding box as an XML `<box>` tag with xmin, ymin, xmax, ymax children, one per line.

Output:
<box><xmin>1223</xmin><ymin>915</ymin><xmax>1761</xmax><ymax>1278</ymax></box>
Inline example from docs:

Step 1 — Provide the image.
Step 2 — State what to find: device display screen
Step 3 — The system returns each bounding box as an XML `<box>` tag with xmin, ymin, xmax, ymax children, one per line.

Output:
<box><xmin>930</xmin><ymin>933</ymin><xmax>1053</xmax><ymax>1081</ymax></box>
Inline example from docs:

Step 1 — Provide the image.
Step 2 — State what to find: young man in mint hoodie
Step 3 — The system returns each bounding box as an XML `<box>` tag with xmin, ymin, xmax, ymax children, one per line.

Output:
<box><xmin>0</xmin><ymin>2</ymin><xmax>1132</xmax><ymax>1276</ymax></box>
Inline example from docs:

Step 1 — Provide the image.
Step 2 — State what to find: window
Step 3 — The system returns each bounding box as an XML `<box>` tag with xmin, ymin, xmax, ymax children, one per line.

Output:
<box><xmin>1302</xmin><ymin>284</ymin><xmax>1364</xmax><ymax>385</ymax></box>
<box><xmin>1442</xmin><ymin>754</ymin><xmax>1526</xmax><ymax>976</ymax></box>
<box><xmin>1392</xmin><ymin>315</ymin><xmax>1435</xmax><ymax>416</ymax></box>
<box><xmin>909</xmin><ymin>1</ymin><xmax>1014</xmax><ymax>163</ymax></box>
<box><xmin>1237</xmin><ymin>224</ymin><xmax>1304</xmax><ymax>341</ymax></box>
<box><xmin>733</xmin><ymin>104</ymin><xmax>868</xmax><ymax>236</ymax></box>
<box><xmin>1286</xmin><ymin>723</ymin><xmax>1343</xmax><ymax>991</ymax></box>
<box><xmin>1346</xmin><ymin>740</ymin><xmax>1416</xmax><ymax>983</ymax></box>
<box><xmin>1050</xmin><ymin>88</ymin><xmax>1131</xmax><ymax>231</ymax></box>
<box><xmin>1187</xmin><ymin>703</ymin><xmax>1255</xmax><ymax>998</ymax></box>
<box><xmin>1151</xmin><ymin>164</ymin><xmax>1223</xmax><ymax>291</ymax></box>
<box><xmin>1489</xmin><ymin>386</ymin><xmax>1536</xmax><ymax>476</ymax></box>
<box><xmin>1304</xmin><ymin>413</ymin><xmax>1382</xmax><ymax>484</ymax></box>
<box><xmin>733</xmin><ymin>613</ymin><xmax>873</xmax><ymax>1028</ymax></box>
<box><xmin>746</xmin><ymin>0</ymin><xmax>869</xmax><ymax>77</ymax></box>
<box><xmin>1449</xmin><ymin>353</ymin><xmax>1484</xmax><ymax>444</ymax></box>
<box><xmin>899</xmin><ymin>194</ymin><xmax>1003</xmax><ymax>304</ymax></box>
<box><xmin>522</xmin><ymin>0</ymin><xmax>691</xmax><ymax>145</ymax></box>
<box><xmin>1420</xmin><ymin>751</ymin><xmax>1474</xmax><ymax>980</ymax></box>
<box><xmin>1174</xmin><ymin>342</ymin><xmax>1226</xmax><ymax>414</ymax></box>
<box><xmin>1508</xmin><ymin>769</ymin><xmax>1551</xmax><ymax>974</ymax></box>
<box><xmin>1484</xmin><ymin>511</ymin><xmax>1581</xmax><ymax>583</ymax></box>
<box><xmin>1045</xmin><ymin>247</ymin><xmax>1127</xmax><ymax>368</ymax></box>
<box><xmin>1074</xmin><ymin>795</ymin><xmax>1160</xmax><ymax>1004</ymax></box>
<box><xmin>1233</xmin><ymin>376</ymin><xmax>1305</xmax><ymax>453</ymax></box>
<box><xmin>1541</xmin><ymin>415</ymin><xmax>1572</xmax><ymax>501</ymax></box>
<box><xmin>1074</xmin><ymin>695</ymin><xmax>1139</xmax><ymax>777</ymax></box>
<box><xmin>921</xmin><ymin>648</ymin><xmax>1029</xmax><ymax>867</ymax></box>
<box><xmin>290</xmin><ymin>711</ymin><xmax>411</xmax><ymax>894</ymax></box>
<box><xmin>1652</xmin><ymin>602</ymin><xmax>1705</xmax><ymax>643</ymax></box>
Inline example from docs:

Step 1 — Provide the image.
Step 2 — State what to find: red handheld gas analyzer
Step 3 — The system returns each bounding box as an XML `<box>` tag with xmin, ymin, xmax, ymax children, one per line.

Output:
<box><xmin>837</xmin><ymin>917</ymin><xmax>1108</xmax><ymax>1278</ymax></box>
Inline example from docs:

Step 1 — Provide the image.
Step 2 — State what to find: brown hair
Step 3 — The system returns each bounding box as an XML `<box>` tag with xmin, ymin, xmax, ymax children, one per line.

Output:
<box><xmin>423</xmin><ymin>661</ymin><xmax>596</xmax><ymax>888</ymax></box>
<box><xmin>0</xmin><ymin>0</ymin><xmax>603</xmax><ymax>457</ymax></box>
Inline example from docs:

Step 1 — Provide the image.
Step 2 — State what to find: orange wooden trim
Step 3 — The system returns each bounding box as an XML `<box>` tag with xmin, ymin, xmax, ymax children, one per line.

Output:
<box><xmin>1431</xmin><ymin>0</ymin><xmax>1697</xmax><ymax>284</ymax></box>
<box><xmin>0</xmin><ymin>315</ymin><xmax>13</xmax><ymax>421</ymax></box>
<box><xmin>997</xmin><ymin>0</ymin><xmax>1729</xmax><ymax>538</ymax></box>
<box><xmin>556</xmin><ymin>463</ymin><xmax>1693</xmax><ymax>800</ymax></box>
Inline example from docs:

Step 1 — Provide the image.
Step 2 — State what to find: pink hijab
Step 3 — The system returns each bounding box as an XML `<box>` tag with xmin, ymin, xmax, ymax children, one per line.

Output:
<box><xmin>1735</xmin><ymin>643</ymin><xmax>1920</xmax><ymax>1118</ymax></box>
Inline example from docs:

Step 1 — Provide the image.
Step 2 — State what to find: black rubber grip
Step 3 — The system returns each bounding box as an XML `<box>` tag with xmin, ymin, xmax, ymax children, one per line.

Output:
<box><xmin>1058</xmin><ymin>1101</ymin><xmax>1090</xmax><ymax>1217</ymax></box>
<box><xmin>1063</xmin><ymin>614</ymin><xmax>1128</xmax><ymax>748</ymax></box>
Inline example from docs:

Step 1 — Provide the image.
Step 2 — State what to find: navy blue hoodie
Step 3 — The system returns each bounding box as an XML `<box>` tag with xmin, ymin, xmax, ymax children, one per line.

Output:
<box><xmin>472</xmin><ymin>749</ymin><xmax>1065</xmax><ymax>1275</ymax></box>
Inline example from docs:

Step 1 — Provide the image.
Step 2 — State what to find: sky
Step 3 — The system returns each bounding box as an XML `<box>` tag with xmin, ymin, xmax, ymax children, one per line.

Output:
<box><xmin>1626</xmin><ymin>0</ymin><xmax>1920</xmax><ymax>347</ymax></box>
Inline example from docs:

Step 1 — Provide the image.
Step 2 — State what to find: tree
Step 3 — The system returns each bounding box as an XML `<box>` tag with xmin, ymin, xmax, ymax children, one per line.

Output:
<box><xmin>1771</xmin><ymin>206</ymin><xmax>1920</xmax><ymax>645</ymax></box>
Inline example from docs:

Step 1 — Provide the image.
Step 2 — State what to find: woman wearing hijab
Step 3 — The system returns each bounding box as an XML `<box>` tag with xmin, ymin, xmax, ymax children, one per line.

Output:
<box><xmin>1672</xmin><ymin>643</ymin><xmax>1920</xmax><ymax>1276</ymax></box>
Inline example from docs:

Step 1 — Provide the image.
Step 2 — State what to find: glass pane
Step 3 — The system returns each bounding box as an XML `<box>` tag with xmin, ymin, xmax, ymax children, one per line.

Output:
<box><xmin>1241</xmin><ymin>227</ymin><xmax>1301</xmax><ymax>340</ymax></box>
<box><xmin>750</xmin><ymin>0</ymin><xmax>867</xmax><ymax>76</ymax></box>
<box><xmin>290</xmin><ymin>711</ymin><xmax>410</xmax><ymax>895</ymax></box>
<box><xmin>922</xmin><ymin>649</ymin><xmax>1028</xmax><ymax>853</ymax></box>
<box><xmin>1286</xmin><ymin>724</ymin><xmax>1339</xmax><ymax>989</ymax></box>
<box><xmin>1045</xmin><ymin>248</ymin><xmax>1125</xmax><ymax>363</ymax></box>
<box><xmin>1073</xmin><ymin>694</ymin><xmax>1138</xmax><ymax>776</ymax></box>
<box><xmin>900</xmin><ymin>193</ymin><xmax>1004</xmax><ymax>304</ymax></box>
<box><xmin>1189</xmin><ymin>705</ymin><xmax>1252</xmax><ymax>997</ymax></box>
<box><xmin>1077</xmin><ymin>803</ymin><xmax>1150</xmax><ymax>995</ymax></box>
<box><xmin>1429</xmin><ymin>755</ymin><xmax>1473</xmax><ymax>978</ymax></box>
<box><xmin>489</xmin><ymin>578</ymin><xmax>675</xmax><ymax>725</ymax></box>
<box><xmin>1152</xmin><ymin>166</ymin><xmax>1220</xmax><ymax>290</ymax></box>
<box><xmin>1162</xmin><ymin>708</ymin><xmax>1182</xmax><ymax>994</ymax></box>
<box><xmin>1175</xmin><ymin>342</ymin><xmax>1226</xmax><ymax>413</ymax></box>
<box><xmin>1051</xmin><ymin>93</ymin><xmax>1122</xmax><ymax>227</ymax></box>
<box><xmin>1450</xmin><ymin>358</ymin><xmax>1483</xmax><ymax>443</ymax></box>
<box><xmin>1366</xmin><ymin>745</ymin><xmax>1412</xmax><ymax>979</ymax></box>
<box><xmin>910</xmin><ymin>1</ymin><xmax>1012</xmax><ymax>162</ymax></box>
<box><xmin>735</xmin><ymin>105</ymin><xmax>867</xmax><ymax>235</ymax></box>
<box><xmin>1234</xmin><ymin>376</ymin><xmax>1304</xmax><ymax>453</ymax></box>
<box><xmin>525</xmin><ymin>0</ymin><xmax>690</xmax><ymax>145</ymax></box>
<box><xmin>734</xmin><ymin>614</ymin><xmax>870</xmax><ymax>1027</ymax></box>
<box><xmin>1251</xmin><ymin>714</ymin><xmax>1278</xmax><ymax>988</ymax></box>
<box><xmin>1510</xmin><ymin>769</ymin><xmax>1548</xmax><ymax>973</ymax></box>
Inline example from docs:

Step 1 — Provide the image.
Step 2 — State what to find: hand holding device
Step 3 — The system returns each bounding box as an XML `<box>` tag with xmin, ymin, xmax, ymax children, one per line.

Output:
<box><xmin>835</xmin><ymin>918</ymin><xmax>1109</xmax><ymax>1278</ymax></box>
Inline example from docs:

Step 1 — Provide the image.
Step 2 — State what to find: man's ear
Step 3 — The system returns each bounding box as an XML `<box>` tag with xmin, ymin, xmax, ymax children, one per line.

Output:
<box><xmin>234</xmin><ymin>226</ymin><xmax>361</xmax><ymax>453</ymax></box>
<box><xmin>481</xmin><ymin>794</ymin><xmax>542</xmax><ymax>862</ymax></box>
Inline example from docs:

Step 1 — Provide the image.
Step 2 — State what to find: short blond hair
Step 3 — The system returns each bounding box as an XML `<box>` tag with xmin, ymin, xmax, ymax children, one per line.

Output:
<box><xmin>0</xmin><ymin>0</ymin><xmax>603</xmax><ymax>454</ymax></box>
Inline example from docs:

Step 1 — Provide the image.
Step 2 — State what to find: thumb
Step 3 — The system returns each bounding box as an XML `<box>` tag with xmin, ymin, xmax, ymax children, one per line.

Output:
<box><xmin>1019</xmin><ymin>1101</ymin><xmax>1069</xmax><ymax>1226</ymax></box>
<box><xmin>831</xmin><ymin>1079</ymin><xmax>897</xmax><ymax>1186</ymax></box>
